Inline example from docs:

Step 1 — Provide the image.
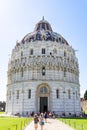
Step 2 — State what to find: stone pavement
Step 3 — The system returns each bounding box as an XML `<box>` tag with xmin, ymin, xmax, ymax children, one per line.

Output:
<box><xmin>24</xmin><ymin>118</ymin><xmax>74</xmax><ymax>130</ymax></box>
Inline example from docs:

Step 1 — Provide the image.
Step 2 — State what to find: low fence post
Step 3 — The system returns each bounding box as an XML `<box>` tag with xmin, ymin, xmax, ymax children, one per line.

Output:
<box><xmin>13</xmin><ymin>124</ymin><xmax>18</xmax><ymax>130</ymax></box>
<box><xmin>15</xmin><ymin>124</ymin><xmax>17</xmax><ymax>130</ymax></box>
<box><xmin>69</xmin><ymin>120</ymin><xmax>70</xmax><ymax>126</ymax></box>
<box><xmin>24</xmin><ymin>120</ymin><xmax>25</xmax><ymax>126</ymax></box>
<box><xmin>65</xmin><ymin>119</ymin><xmax>66</xmax><ymax>123</ymax></box>
<box><xmin>26</xmin><ymin>119</ymin><xmax>27</xmax><ymax>124</ymax></box>
<box><xmin>21</xmin><ymin>121</ymin><xmax>22</xmax><ymax>130</ymax></box>
<box><xmin>62</xmin><ymin>118</ymin><xmax>63</xmax><ymax>122</ymax></box>
<box><xmin>81</xmin><ymin>124</ymin><xmax>84</xmax><ymax>130</ymax></box>
<box><xmin>74</xmin><ymin>122</ymin><xmax>76</xmax><ymax>129</ymax></box>
<box><xmin>14</xmin><ymin>124</ymin><xmax>18</xmax><ymax>130</ymax></box>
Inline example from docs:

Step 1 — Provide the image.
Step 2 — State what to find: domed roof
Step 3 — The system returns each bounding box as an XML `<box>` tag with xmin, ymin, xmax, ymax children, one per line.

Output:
<box><xmin>34</xmin><ymin>16</ymin><xmax>52</xmax><ymax>31</ymax></box>
<box><xmin>19</xmin><ymin>17</ymin><xmax>69</xmax><ymax>45</ymax></box>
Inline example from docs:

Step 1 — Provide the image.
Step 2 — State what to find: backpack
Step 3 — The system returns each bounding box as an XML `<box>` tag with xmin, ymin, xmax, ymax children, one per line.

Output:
<box><xmin>34</xmin><ymin>117</ymin><xmax>38</xmax><ymax>124</ymax></box>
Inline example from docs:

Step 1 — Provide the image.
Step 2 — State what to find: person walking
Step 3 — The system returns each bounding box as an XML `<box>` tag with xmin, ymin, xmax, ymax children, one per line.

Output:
<box><xmin>34</xmin><ymin>114</ymin><xmax>39</xmax><ymax>130</ymax></box>
<box><xmin>44</xmin><ymin>112</ymin><xmax>48</xmax><ymax>123</ymax></box>
<box><xmin>39</xmin><ymin>113</ymin><xmax>45</xmax><ymax>130</ymax></box>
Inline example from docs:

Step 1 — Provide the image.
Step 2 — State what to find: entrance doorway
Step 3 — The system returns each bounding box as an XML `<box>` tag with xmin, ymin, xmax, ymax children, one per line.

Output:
<box><xmin>40</xmin><ymin>97</ymin><xmax>48</xmax><ymax>112</ymax></box>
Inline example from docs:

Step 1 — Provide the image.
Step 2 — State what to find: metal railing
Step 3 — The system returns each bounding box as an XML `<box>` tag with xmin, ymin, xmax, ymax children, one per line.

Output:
<box><xmin>61</xmin><ymin>118</ymin><xmax>86</xmax><ymax>130</ymax></box>
<box><xmin>7</xmin><ymin>118</ymin><xmax>30</xmax><ymax>130</ymax></box>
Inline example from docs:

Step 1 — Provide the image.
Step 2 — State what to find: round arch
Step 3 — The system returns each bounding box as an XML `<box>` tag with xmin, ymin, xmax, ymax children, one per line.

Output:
<box><xmin>36</xmin><ymin>83</ymin><xmax>51</xmax><ymax>113</ymax></box>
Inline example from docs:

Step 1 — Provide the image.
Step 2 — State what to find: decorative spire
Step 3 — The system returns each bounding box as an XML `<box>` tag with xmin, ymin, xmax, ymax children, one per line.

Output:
<box><xmin>42</xmin><ymin>16</ymin><xmax>44</xmax><ymax>20</ymax></box>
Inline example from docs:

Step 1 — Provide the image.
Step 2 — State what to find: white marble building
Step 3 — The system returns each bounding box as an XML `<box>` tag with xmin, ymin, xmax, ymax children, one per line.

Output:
<box><xmin>6</xmin><ymin>18</ymin><xmax>81</xmax><ymax>116</ymax></box>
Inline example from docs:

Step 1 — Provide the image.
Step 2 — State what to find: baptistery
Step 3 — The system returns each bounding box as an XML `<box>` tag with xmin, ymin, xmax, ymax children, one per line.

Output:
<box><xmin>6</xmin><ymin>18</ymin><xmax>81</xmax><ymax>116</ymax></box>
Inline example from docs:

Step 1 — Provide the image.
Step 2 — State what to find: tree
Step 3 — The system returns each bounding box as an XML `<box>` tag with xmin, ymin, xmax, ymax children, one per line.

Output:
<box><xmin>0</xmin><ymin>101</ymin><xmax>6</xmax><ymax>111</ymax></box>
<box><xmin>84</xmin><ymin>90</ymin><xmax>87</xmax><ymax>100</ymax></box>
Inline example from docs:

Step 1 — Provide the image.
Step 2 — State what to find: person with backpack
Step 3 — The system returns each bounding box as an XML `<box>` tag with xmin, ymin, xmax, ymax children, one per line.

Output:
<box><xmin>34</xmin><ymin>114</ymin><xmax>39</xmax><ymax>130</ymax></box>
<box><xmin>39</xmin><ymin>113</ymin><xmax>45</xmax><ymax>130</ymax></box>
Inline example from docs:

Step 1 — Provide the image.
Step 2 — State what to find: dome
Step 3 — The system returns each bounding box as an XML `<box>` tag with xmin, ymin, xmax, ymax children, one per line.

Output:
<box><xmin>34</xmin><ymin>17</ymin><xmax>52</xmax><ymax>31</ymax></box>
<box><xmin>20</xmin><ymin>17</ymin><xmax>69</xmax><ymax>45</ymax></box>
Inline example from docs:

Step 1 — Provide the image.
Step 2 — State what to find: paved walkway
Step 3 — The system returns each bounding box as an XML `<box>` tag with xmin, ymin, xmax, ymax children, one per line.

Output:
<box><xmin>24</xmin><ymin>118</ymin><xmax>74</xmax><ymax>130</ymax></box>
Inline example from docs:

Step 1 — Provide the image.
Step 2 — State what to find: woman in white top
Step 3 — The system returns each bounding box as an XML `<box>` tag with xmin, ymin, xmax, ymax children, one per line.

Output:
<box><xmin>39</xmin><ymin>113</ymin><xmax>45</xmax><ymax>130</ymax></box>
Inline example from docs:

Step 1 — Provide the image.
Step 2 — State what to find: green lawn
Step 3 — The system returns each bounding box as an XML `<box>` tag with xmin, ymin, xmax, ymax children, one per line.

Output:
<box><xmin>85</xmin><ymin>111</ymin><xmax>87</xmax><ymax>114</ymax></box>
<box><xmin>0</xmin><ymin>117</ymin><xmax>32</xmax><ymax>130</ymax></box>
<box><xmin>0</xmin><ymin>111</ymin><xmax>5</xmax><ymax>114</ymax></box>
<box><xmin>59</xmin><ymin>117</ymin><xmax>87</xmax><ymax>130</ymax></box>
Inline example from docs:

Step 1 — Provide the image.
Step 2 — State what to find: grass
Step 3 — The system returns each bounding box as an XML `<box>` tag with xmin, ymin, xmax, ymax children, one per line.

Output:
<box><xmin>0</xmin><ymin>111</ymin><xmax>5</xmax><ymax>114</ymax></box>
<box><xmin>59</xmin><ymin>117</ymin><xmax>87</xmax><ymax>130</ymax></box>
<box><xmin>0</xmin><ymin>116</ymin><xmax>32</xmax><ymax>130</ymax></box>
<box><xmin>85</xmin><ymin>111</ymin><xmax>87</xmax><ymax>114</ymax></box>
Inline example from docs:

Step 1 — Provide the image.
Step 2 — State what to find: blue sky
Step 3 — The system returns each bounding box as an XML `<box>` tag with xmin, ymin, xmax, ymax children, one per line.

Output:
<box><xmin>0</xmin><ymin>0</ymin><xmax>87</xmax><ymax>101</ymax></box>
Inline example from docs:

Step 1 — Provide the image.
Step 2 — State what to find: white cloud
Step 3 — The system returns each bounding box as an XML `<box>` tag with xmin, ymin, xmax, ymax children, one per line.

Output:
<box><xmin>80</xmin><ymin>89</ymin><xmax>86</xmax><ymax>98</ymax></box>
